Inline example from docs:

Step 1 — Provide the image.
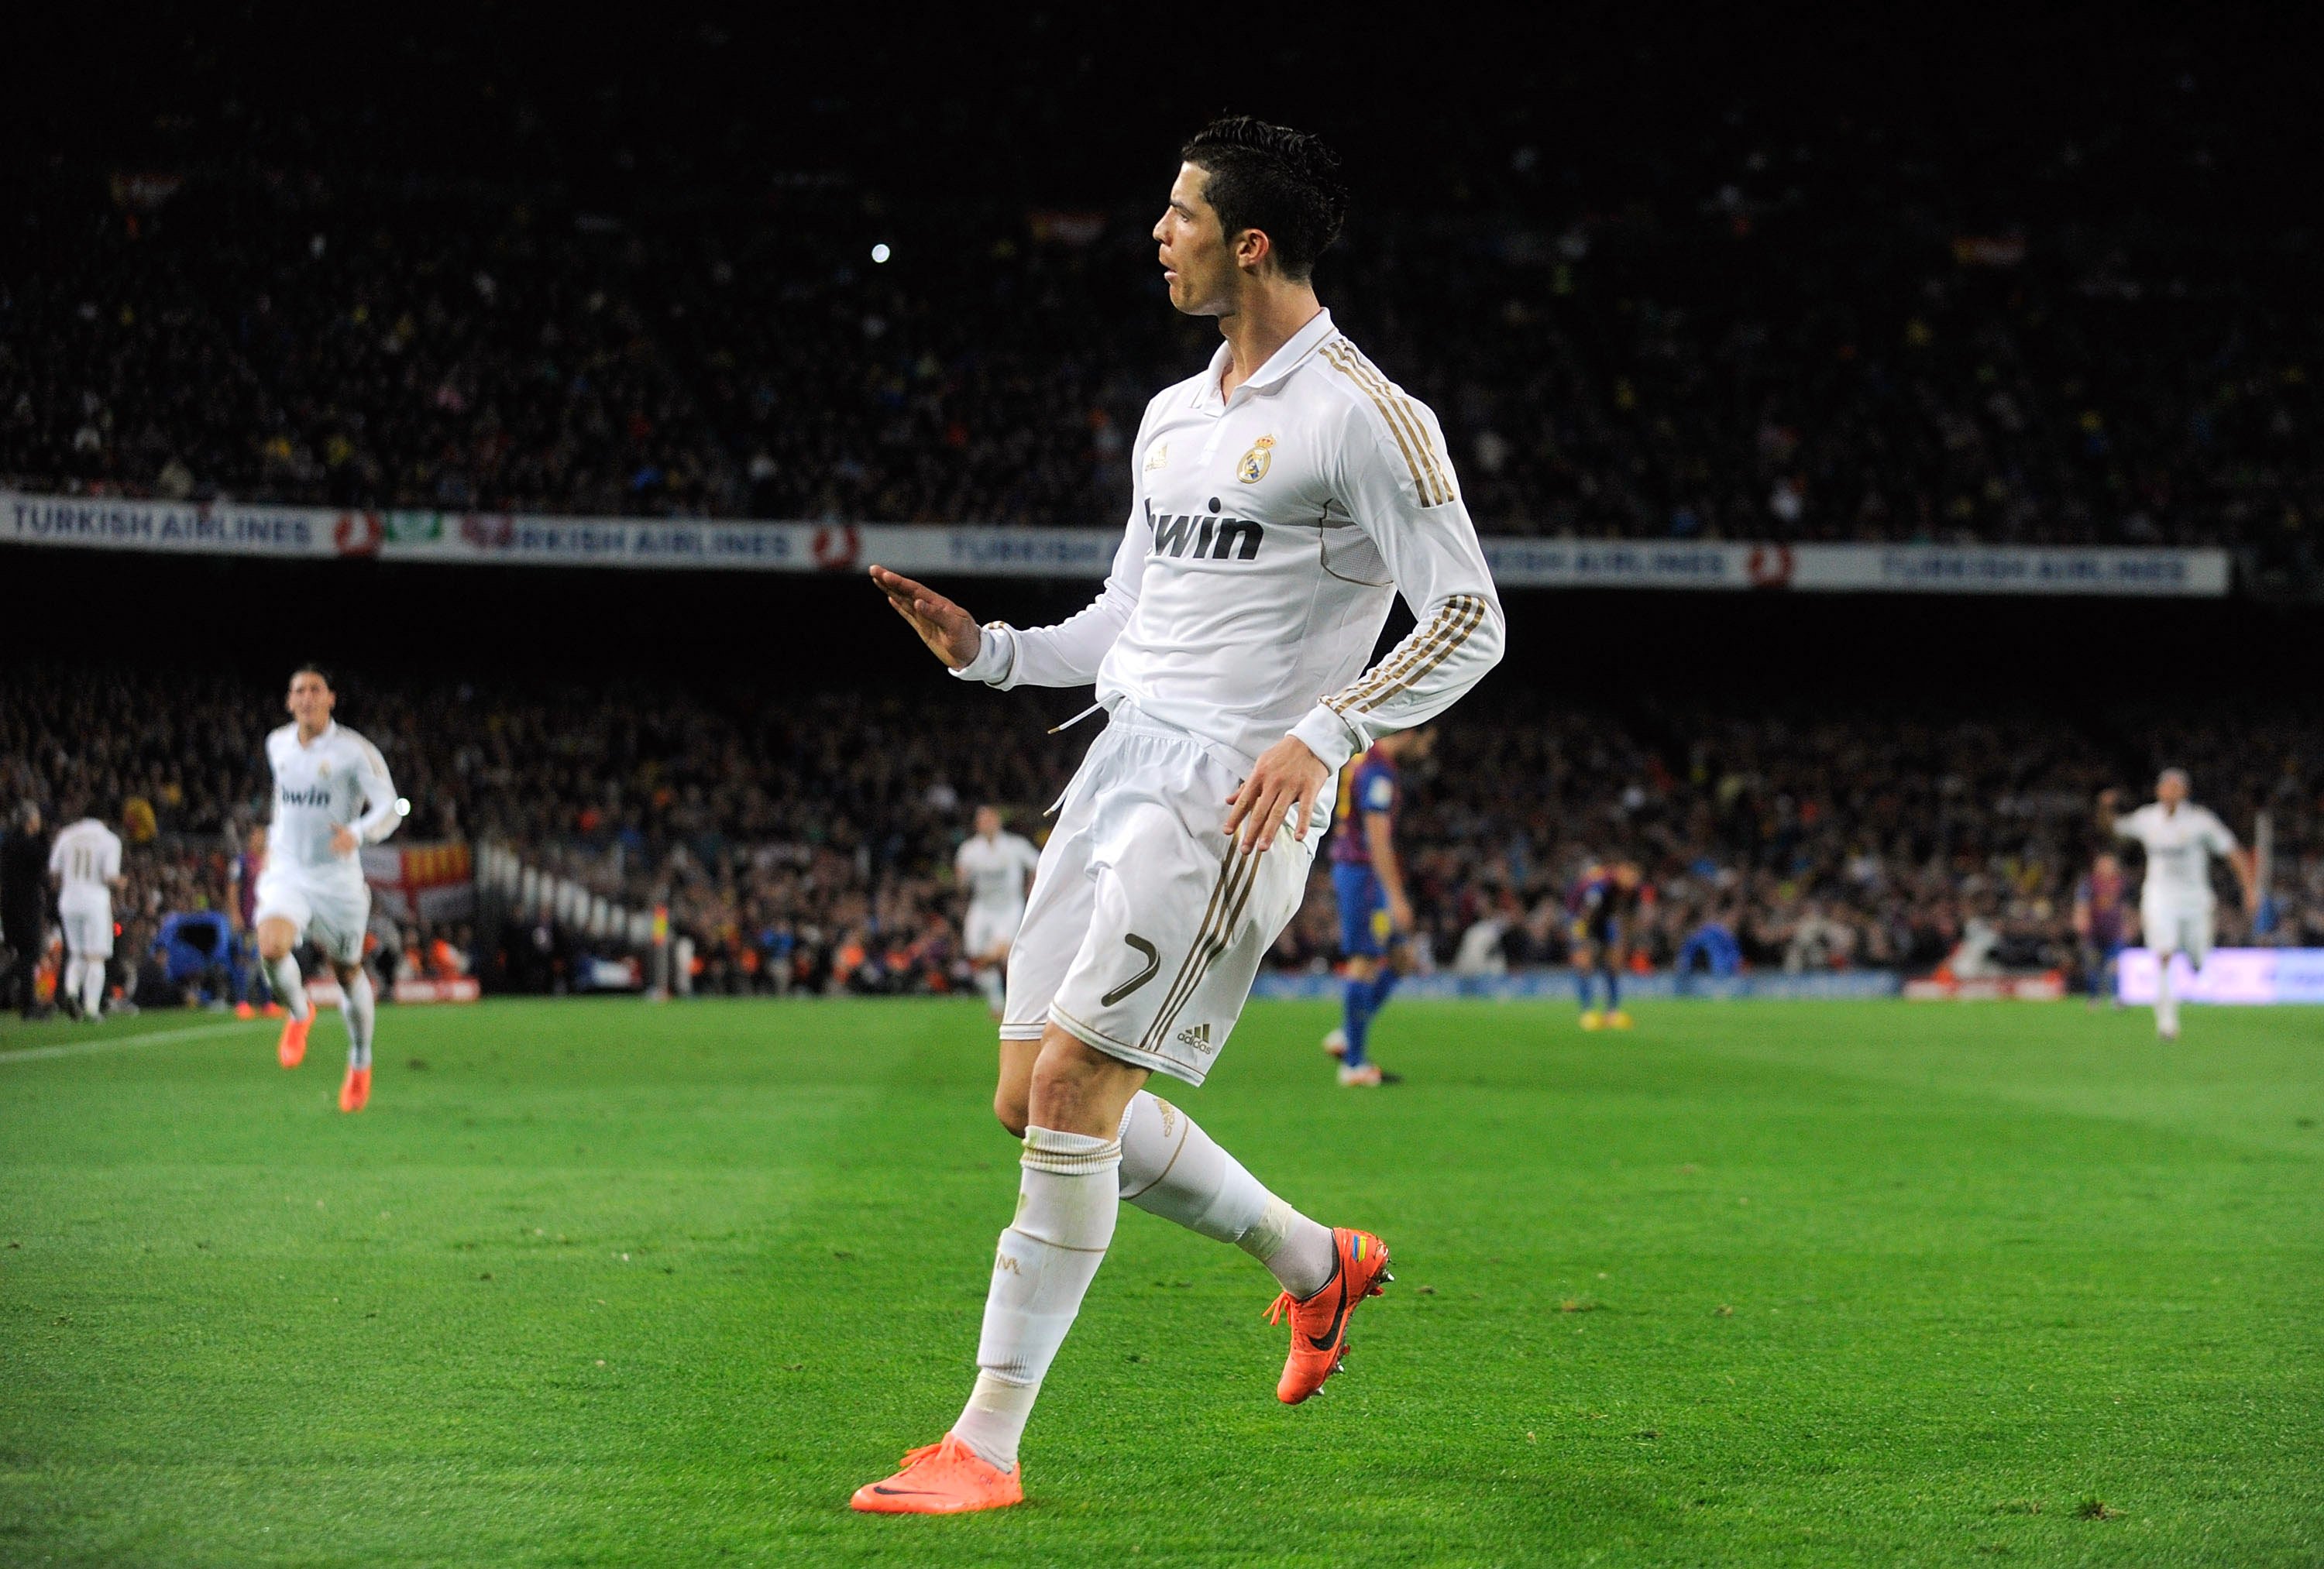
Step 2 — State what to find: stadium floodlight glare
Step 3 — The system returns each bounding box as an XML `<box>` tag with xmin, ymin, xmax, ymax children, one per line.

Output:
<box><xmin>871</xmin><ymin>242</ymin><xmax>892</xmax><ymax>263</ymax></box>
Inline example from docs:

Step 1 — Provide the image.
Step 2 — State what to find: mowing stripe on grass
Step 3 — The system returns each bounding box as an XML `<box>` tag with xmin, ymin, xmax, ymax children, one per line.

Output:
<box><xmin>0</xmin><ymin>1019</ymin><xmax>265</xmax><ymax>1066</ymax></box>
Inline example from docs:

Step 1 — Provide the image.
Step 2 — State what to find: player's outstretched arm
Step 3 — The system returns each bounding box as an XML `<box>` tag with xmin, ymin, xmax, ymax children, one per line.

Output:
<box><xmin>2095</xmin><ymin>787</ymin><xmax>2123</xmax><ymax>838</ymax></box>
<box><xmin>870</xmin><ymin>565</ymin><xmax>982</xmax><ymax>669</ymax></box>
<box><xmin>2230</xmin><ymin>846</ymin><xmax>2260</xmax><ymax>915</ymax></box>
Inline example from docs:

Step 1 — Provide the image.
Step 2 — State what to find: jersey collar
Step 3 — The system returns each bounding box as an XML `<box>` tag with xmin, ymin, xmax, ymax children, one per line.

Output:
<box><xmin>1195</xmin><ymin>307</ymin><xmax>1338</xmax><ymax>410</ymax></box>
<box><xmin>297</xmin><ymin>719</ymin><xmax>339</xmax><ymax>750</ymax></box>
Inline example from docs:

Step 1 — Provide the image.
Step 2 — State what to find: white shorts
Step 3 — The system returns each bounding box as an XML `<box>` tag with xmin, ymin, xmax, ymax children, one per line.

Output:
<box><xmin>254</xmin><ymin>865</ymin><xmax>371</xmax><ymax>965</ymax></box>
<box><xmin>2143</xmin><ymin>898</ymin><xmax>2215</xmax><ymax>966</ymax></box>
<box><xmin>963</xmin><ymin>901</ymin><xmax>1027</xmax><ymax>960</ymax></box>
<box><xmin>1003</xmin><ymin>706</ymin><xmax>1318</xmax><ymax>1087</ymax></box>
<box><xmin>58</xmin><ymin>894</ymin><xmax>112</xmax><ymax>960</ymax></box>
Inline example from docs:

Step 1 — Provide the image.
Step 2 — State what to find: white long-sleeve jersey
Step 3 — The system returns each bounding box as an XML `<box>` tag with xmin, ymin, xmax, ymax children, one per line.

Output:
<box><xmin>2115</xmin><ymin>802</ymin><xmax>2236</xmax><ymax>907</ymax></box>
<box><xmin>264</xmin><ymin>720</ymin><xmax>401</xmax><ymax>882</ymax></box>
<box><xmin>953</xmin><ymin>308</ymin><xmax>1504</xmax><ymax>778</ymax></box>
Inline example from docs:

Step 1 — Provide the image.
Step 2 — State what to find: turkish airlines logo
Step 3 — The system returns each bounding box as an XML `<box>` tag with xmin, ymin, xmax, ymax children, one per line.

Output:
<box><xmin>1746</xmin><ymin>544</ymin><xmax>1795</xmax><ymax>589</ymax></box>
<box><xmin>813</xmin><ymin>524</ymin><xmax>860</xmax><ymax>570</ymax></box>
<box><xmin>333</xmin><ymin>511</ymin><xmax>383</xmax><ymax>557</ymax></box>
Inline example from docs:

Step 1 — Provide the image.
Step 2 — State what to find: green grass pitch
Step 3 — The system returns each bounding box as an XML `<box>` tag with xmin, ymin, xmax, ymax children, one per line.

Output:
<box><xmin>1</xmin><ymin>997</ymin><xmax>2319</xmax><ymax>1567</ymax></box>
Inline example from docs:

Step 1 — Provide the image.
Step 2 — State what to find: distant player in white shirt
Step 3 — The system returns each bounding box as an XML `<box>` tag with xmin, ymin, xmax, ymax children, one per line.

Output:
<box><xmin>955</xmin><ymin>805</ymin><xmax>1040</xmax><ymax>1018</ymax></box>
<box><xmin>855</xmin><ymin>118</ymin><xmax>1504</xmax><ymax>1513</ymax></box>
<box><xmin>48</xmin><ymin>807</ymin><xmax>124</xmax><ymax>1022</ymax></box>
<box><xmin>254</xmin><ymin>664</ymin><xmax>404</xmax><ymax>1111</ymax></box>
<box><xmin>2099</xmin><ymin>769</ymin><xmax>2256</xmax><ymax>1039</ymax></box>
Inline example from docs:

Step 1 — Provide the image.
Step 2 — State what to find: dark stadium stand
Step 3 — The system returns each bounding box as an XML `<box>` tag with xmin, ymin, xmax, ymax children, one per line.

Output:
<box><xmin>5</xmin><ymin>12</ymin><xmax>2316</xmax><ymax>577</ymax></box>
<box><xmin>5</xmin><ymin>652</ymin><xmax>2316</xmax><ymax>999</ymax></box>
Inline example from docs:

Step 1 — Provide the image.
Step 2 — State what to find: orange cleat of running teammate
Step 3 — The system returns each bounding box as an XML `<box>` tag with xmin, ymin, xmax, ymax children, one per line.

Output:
<box><xmin>1266</xmin><ymin>1227</ymin><xmax>1392</xmax><ymax>1404</ymax></box>
<box><xmin>339</xmin><ymin>1064</ymin><xmax>370</xmax><ymax>1113</ymax></box>
<box><xmin>278</xmin><ymin>1014</ymin><xmax>311</xmax><ymax>1069</ymax></box>
<box><xmin>850</xmin><ymin>1434</ymin><xmax>1023</xmax><ymax>1514</ymax></box>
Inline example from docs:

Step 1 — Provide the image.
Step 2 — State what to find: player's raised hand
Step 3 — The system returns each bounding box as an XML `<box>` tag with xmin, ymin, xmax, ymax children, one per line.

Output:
<box><xmin>869</xmin><ymin>565</ymin><xmax>982</xmax><ymax>669</ymax></box>
<box><xmin>1224</xmin><ymin>736</ymin><xmax>1330</xmax><ymax>854</ymax></box>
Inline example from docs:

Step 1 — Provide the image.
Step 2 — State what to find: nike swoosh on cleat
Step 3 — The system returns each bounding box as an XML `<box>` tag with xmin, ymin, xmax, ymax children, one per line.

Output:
<box><xmin>1305</xmin><ymin>1272</ymin><xmax>1351</xmax><ymax>1351</ymax></box>
<box><xmin>869</xmin><ymin>1486</ymin><xmax>944</xmax><ymax>1496</ymax></box>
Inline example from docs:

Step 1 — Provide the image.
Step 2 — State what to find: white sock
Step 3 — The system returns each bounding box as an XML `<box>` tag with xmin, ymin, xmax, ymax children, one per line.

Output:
<box><xmin>951</xmin><ymin>1125</ymin><xmax>1120</xmax><ymax>1469</ymax></box>
<box><xmin>81</xmin><ymin>958</ymin><xmax>104</xmax><ymax>1017</ymax></box>
<box><xmin>64</xmin><ymin>958</ymin><xmax>87</xmax><ymax>1013</ymax></box>
<box><xmin>342</xmin><ymin>970</ymin><xmax>376</xmax><ymax>1069</ymax></box>
<box><xmin>977</xmin><ymin>965</ymin><xmax>1006</xmax><ymax>1014</ymax></box>
<box><xmin>264</xmin><ymin>952</ymin><xmax>311</xmax><ymax>1021</ymax></box>
<box><xmin>1117</xmin><ymin>1091</ymin><xmax>1337</xmax><ymax>1299</ymax></box>
<box><xmin>2155</xmin><ymin>960</ymin><xmax>2178</xmax><ymax>1032</ymax></box>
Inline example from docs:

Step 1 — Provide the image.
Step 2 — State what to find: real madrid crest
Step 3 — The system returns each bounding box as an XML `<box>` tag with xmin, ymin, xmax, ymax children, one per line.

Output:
<box><xmin>1236</xmin><ymin>434</ymin><xmax>1275</xmax><ymax>484</ymax></box>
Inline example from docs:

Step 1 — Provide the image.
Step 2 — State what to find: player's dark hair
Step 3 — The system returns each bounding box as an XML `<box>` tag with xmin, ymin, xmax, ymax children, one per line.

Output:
<box><xmin>293</xmin><ymin>661</ymin><xmax>334</xmax><ymax>689</ymax></box>
<box><xmin>1179</xmin><ymin>117</ymin><xmax>1348</xmax><ymax>280</ymax></box>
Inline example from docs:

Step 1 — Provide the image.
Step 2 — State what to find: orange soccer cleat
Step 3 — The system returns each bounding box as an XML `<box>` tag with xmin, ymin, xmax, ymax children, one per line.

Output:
<box><xmin>277</xmin><ymin>1014</ymin><xmax>311</xmax><ymax>1069</ymax></box>
<box><xmin>1266</xmin><ymin>1227</ymin><xmax>1392</xmax><ymax>1405</ymax></box>
<box><xmin>849</xmin><ymin>1434</ymin><xmax>1023</xmax><ymax>1515</ymax></box>
<box><xmin>338</xmin><ymin>1065</ymin><xmax>371</xmax><ymax>1113</ymax></box>
<box><xmin>234</xmin><ymin>1001</ymin><xmax>256</xmax><ymax>1020</ymax></box>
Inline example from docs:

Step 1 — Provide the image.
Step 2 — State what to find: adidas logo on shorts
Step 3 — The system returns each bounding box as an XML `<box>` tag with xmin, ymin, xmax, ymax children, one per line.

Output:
<box><xmin>1175</xmin><ymin>1021</ymin><xmax>1212</xmax><ymax>1050</ymax></box>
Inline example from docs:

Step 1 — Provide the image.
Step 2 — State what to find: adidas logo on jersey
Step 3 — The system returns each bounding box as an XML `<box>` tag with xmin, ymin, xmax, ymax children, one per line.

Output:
<box><xmin>1175</xmin><ymin>1021</ymin><xmax>1212</xmax><ymax>1049</ymax></box>
<box><xmin>1149</xmin><ymin>503</ymin><xmax>1263</xmax><ymax>562</ymax></box>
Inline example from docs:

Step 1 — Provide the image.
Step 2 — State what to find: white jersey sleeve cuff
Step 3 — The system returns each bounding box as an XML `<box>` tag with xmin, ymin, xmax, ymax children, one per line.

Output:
<box><xmin>950</xmin><ymin>623</ymin><xmax>1018</xmax><ymax>686</ymax></box>
<box><xmin>1290</xmin><ymin>704</ymin><xmax>1363</xmax><ymax>774</ymax></box>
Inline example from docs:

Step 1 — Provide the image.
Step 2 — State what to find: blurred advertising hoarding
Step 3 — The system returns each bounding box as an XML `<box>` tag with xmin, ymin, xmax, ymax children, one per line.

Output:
<box><xmin>2116</xmin><ymin>947</ymin><xmax>2324</xmax><ymax>1004</ymax></box>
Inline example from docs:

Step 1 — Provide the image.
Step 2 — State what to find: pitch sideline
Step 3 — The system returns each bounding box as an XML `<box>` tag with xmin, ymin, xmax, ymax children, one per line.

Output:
<box><xmin>0</xmin><ymin>1019</ymin><xmax>268</xmax><ymax>1066</ymax></box>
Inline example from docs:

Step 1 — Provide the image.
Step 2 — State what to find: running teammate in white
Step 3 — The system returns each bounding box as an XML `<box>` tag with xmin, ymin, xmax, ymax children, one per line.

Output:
<box><xmin>255</xmin><ymin>665</ymin><xmax>404</xmax><ymax>1112</ymax></box>
<box><xmin>956</xmin><ymin>805</ymin><xmax>1041</xmax><ymax>1018</ymax></box>
<box><xmin>48</xmin><ymin>806</ymin><xmax>124</xmax><ymax>1022</ymax></box>
<box><xmin>2098</xmin><ymin>769</ymin><xmax>2256</xmax><ymax>1040</ymax></box>
<box><xmin>854</xmin><ymin>118</ymin><xmax>1504</xmax><ymax>1514</ymax></box>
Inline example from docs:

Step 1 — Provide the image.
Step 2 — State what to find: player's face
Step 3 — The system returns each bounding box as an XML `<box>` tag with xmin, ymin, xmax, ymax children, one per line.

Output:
<box><xmin>975</xmin><ymin>806</ymin><xmax>1000</xmax><ymax>836</ymax></box>
<box><xmin>1154</xmin><ymin>163</ymin><xmax>1234</xmax><ymax>317</ymax></box>
<box><xmin>286</xmin><ymin>671</ymin><xmax>335</xmax><ymax>729</ymax></box>
<box><xmin>2157</xmin><ymin>772</ymin><xmax>2188</xmax><ymax>806</ymax></box>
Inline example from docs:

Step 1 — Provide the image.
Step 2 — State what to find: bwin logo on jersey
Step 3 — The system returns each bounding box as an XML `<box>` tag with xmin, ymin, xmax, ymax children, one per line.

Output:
<box><xmin>1150</xmin><ymin>507</ymin><xmax>1263</xmax><ymax>561</ymax></box>
<box><xmin>279</xmin><ymin>786</ymin><xmax>333</xmax><ymax>807</ymax></box>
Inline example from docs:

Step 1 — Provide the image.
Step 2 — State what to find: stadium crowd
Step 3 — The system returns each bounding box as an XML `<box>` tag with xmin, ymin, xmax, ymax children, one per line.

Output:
<box><xmin>5</xmin><ymin>41</ymin><xmax>2318</xmax><ymax>578</ymax></box>
<box><xmin>5</xmin><ymin>667</ymin><xmax>2319</xmax><ymax>1008</ymax></box>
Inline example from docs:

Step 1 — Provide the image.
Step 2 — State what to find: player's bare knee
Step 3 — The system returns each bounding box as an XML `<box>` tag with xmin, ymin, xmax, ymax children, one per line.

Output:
<box><xmin>993</xmin><ymin>1085</ymin><xmax>1030</xmax><ymax>1138</ymax></box>
<box><xmin>1026</xmin><ymin>1030</ymin><xmax>1143</xmax><ymax>1137</ymax></box>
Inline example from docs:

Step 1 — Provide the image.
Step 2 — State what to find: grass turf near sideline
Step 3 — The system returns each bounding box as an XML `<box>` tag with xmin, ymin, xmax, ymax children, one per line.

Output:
<box><xmin>0</xmin><ymin>998</ymin><xmax>2319</xmax><ymax>1567</ymax></box>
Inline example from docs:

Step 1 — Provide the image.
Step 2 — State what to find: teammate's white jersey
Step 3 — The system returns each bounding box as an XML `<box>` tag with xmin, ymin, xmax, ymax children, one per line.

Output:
<box><xmin>956</xmin><ymin>831</ymin><xmax>1040</xmax><ymax>912</ymax></box>
<box><xmin>954</xmin><ymin>308</ymin><xmax>1504</xmax><ymax>787</ymax></box>
<box><xmin>48</xmin><ymin>819</ymin><xmax>122</xmax><ymax>908</ymax></box>
<box><xmin>265</xmin><ymin>721</ymin><xmax>401</xmax><ymax>881</ymax></box>
<box><xmin>2116</xmin><ymin>802</ymin><xmax>2236</xmax><ymax>907</ymax></box>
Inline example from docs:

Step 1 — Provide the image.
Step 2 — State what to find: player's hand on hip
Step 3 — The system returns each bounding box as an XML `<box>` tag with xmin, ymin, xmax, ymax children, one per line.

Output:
<box><xmin>329</xmin><ymin>825</ymin><xmax>359</xmax><ymax>857</ymax></box>
<box><xmin>1224</xmin><ymin>736</ymin><xmax>1329</xmax><ymax>854</ymax></box>
<box><xmin>869</xmin><ymin>565</ymin><xmax>982</xmax><ymax>669</ymax></box>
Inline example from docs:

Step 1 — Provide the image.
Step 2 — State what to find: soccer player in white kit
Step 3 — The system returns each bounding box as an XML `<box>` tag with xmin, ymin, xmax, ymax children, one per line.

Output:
<box><xmin>854</xmin><ymin>118</ymin><xmax>1504</xmax><ymax>1514</ymax></box>
<box><xmin>955</xmin><ymin>805</ymin><xmax>1041</xmax><ymax>1018</ymax></box>
<box><xmin>254</xmin><ymin>665</ymin><xmax>404</xmax><ymax>1111</ymax></box>
<box><xmin>2098</xmin><ymin>769</ymin><xmax>2257</xmax><ymax>1039</ymax></box>
<box><xmin>47</xmin><ymin>808</ymin><xmax>124</xmax><ymax>1021</ymax></box>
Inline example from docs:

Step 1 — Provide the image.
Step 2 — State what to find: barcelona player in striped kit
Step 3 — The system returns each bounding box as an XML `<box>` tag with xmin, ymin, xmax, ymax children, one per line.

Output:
<box><xmin>1323</xmin><ymin>726</ymin><xmax>1433</xmax><ymax>1084</ymax></box>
